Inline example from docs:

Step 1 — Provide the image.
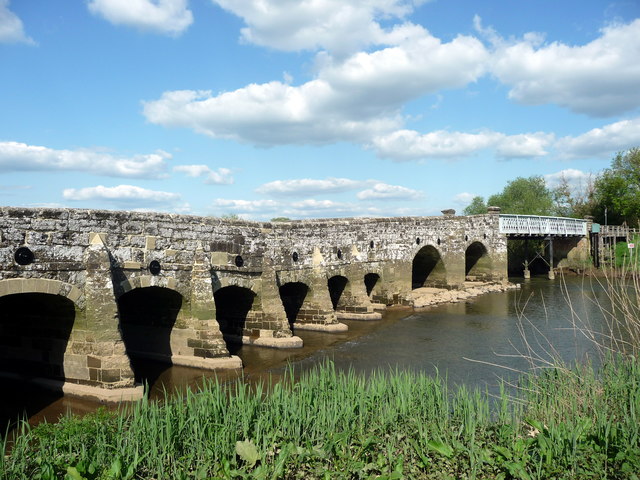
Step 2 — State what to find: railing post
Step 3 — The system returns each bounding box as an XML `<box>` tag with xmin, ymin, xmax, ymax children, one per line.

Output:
<box><xmin>548</xmin><ymin>237</ymin><xmax>555</xmax><ymax>280</ymax></box>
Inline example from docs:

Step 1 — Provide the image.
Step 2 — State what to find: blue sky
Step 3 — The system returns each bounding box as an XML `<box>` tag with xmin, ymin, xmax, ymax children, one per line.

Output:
<box><xmin>1</xmin><ymin>0</ymin><xmax>639</xmax><ymax>220</ymax></box>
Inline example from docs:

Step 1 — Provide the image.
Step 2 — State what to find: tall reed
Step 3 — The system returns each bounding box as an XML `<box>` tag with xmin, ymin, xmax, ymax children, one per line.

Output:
<box><xmin>3</xmin><ymin>355</ymin><xmax>639</xmax><ymax>479</ymax></box>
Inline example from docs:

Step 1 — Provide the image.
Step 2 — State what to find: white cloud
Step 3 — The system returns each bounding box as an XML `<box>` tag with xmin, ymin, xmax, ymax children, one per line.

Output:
<box><xmin>63</xmin><ymin>185</ymin><xmax>180</xmax><ymax>206</ymax></box>
<box><xmin>494</xmin><ymin>133</ymin><xmax>554</xmax><ymax>158</ymax></box>
<box><xmin>356</xmin><ymin>182</ymin><xmax>422</xmax><ymax>200</ymax></box>
<box><xmin>286</xmin><ymin>199</ymin><xmax>383</xmax><ymax>218</ymax></box>
<box><xmin>0</xmin><ymin>141</ymin><xmax>169</xmax><ymax>178</ymax></box>
<box><xmin>555</xmin><ymin>117</ymin><xmax>640</xmax><ymax>159</ymax></box>
<box><xmin>488</xmin><ymin>18</ymin><xmax>640</xmax><ymax>116</ymax></box>
<box><xmin>209</xmin><ymin>196</ymin><xmax>427</xmax><ymax>220</ymax></box>
<box><xmin>211</xmin><ymin>0</ymin><xmax>426</xmax><ymax>55</ymax></box>
<box><xmin>371</xmin><ymin>129</ymin><xmax>552</xmax><ymax>160</ymax></box>
<box><xmin>143</xmin><ymin>27</ymin><xmax>487</xmax><ymax>147</ymax></box>
<box><xmin>257</xmin><ymin>177</ymin><xmax>365</xmax><ymax>196</ymax></box>
<box><xmin>453</xmin><ymin>192</ymin><xmax>476</xmax><ymax>206</ymax></box>
<box><xmin>143</xmin><ymin>84</ymin><xmax>401</xmax><ymax>146</ymax></box>
<box><xmin>173</xmin><ymin>164</ymin><xmax>234</xmax><ymax>184</ymax></box>
<box><xmin>371</xmin><ymin>129</ymin><xmax>499</xmax><ymax>160</ymax></box>
<box><xmin>88</xmin><ymin>0</ymin><xmax>193</xmax><ymax>36</ymax></box>
<box><xmin>0</xmin><ymin>0</ymin><xmax>35</xmax><ymax>44</ymax></box>
<box><xmin>317</xmin><ymin>29</ymin><xmax>488</xmax><ymax>112</ymax></box>
<box><xmin>544</xmin><ymin>169</ymin><xmax>593</xmax><ymax>190</ymax></box>
<box><xmin>211</xmin><ymin>198</ymin><xmax>280</xmax><ymax>213</ymax></box>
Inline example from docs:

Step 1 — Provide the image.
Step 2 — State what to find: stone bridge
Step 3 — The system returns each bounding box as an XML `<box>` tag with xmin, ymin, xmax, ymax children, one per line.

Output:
<box><xmin>0</xmin><ymin>207</ymin><xmax>589</xmax><ymax>400</ymax></box>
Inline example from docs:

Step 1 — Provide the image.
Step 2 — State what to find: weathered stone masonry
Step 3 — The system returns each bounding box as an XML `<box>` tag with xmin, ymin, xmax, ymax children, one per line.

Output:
<box><xmin>0</xmin><ymin>207</ymin><xmax>508</xmax><ymax>400</ymax></box>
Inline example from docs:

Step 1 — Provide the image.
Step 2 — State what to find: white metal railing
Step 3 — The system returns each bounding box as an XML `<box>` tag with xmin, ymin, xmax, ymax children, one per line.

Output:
<box><xmin>600</xmin><ymin>225</ymin><xmax>639</xmax><ymax>237</ymax></box>
<box><xmin>499</xmin><ymin>214</ymin><xmax>588</xmax><ymax>236</ymax></box>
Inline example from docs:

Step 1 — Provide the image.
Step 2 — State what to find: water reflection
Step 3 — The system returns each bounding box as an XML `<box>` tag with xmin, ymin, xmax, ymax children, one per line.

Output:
<box><xmin>1</xmin><ymin>276</ymin><xmax>612</xmax><ymax>435</ymax></box>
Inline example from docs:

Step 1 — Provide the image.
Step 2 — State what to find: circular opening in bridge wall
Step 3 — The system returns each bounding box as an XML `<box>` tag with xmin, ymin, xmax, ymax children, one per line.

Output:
<box><xmin>416</xmin><ymin>237</ymin><xmax>421</xmax><ymax>245</ymax></box>
<box><xmin>14</xmin><ymin>247</ymin><xmax>34</xmax><ymax>266</ymax></box>
<box><xmin>337</xmin><ymin>249</ymin><xmax>342</xmax><ymax>260</ymax></box>
<box><xmin>149</xmin><ymin>260</ymin><xmax>161</xmax><ymax>276</ymax></box>
<box><xmin>292</xmin><ymin>252</ymin><xmax>299</xmax><ymax>262</ymax></box>
<box><xmin>465</xmin><ymin>235</ymin><xmax>469</xmax><ymax>241</ymax></box>
<box><xmin>235</xmin><ymin>255</ymin><xmax>244</xmax><ymax>267</ymax></box>
<box><xmin>437</xmin><ymin>238</ymin><xmax>441</xmax><ymax>245</ymax></box>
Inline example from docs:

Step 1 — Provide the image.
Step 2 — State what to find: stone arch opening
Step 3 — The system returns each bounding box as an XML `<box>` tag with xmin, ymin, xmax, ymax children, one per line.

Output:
<box><xmin>279</xmin><ymin>282</ymin><xmax>309</xmax><ymax>328</ymax></box>
<box><xmin>412</xmin><ymin>246</ymin><xmax>447</xmax><ymax>289</ymax></box>
<box><xmin>214</xmin><ymin>286</ymin><xmax>256</xmax><ymax>350</ymax></box>
<box><xmin>465</xmin><ymin>242</ymin><xmax>492</xmax><ymax>280</ymax></box>
<box><xmin>327</xmin><ymin>275</ymin><xmax>349</xmax><ymax>310</ymax></box>
<box><xmin>0</xmin><ymin>293</ymin><xmax>76</xmax><ymax>380</ymax></box>
<box><xmin>117</xmin><ymin>286</ymin><xmax>182</xmax><ymax>381</ymax></box>
<box><xmin>364</xmin><ymin>273</ymin><xmax>380</xmax><ymax>297</ymax></box>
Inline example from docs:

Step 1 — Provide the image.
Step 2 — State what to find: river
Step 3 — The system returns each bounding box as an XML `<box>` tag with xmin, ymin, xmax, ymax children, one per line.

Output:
<box><xmin>1</xmin><ymin>275</ymin><xmax>610</xmax><ymax>433</ymax></box>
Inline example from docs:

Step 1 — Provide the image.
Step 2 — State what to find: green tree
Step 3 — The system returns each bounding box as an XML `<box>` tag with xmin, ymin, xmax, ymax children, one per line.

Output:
<box><xmin>487</xmin><ymin>176</ymin><xmax>554</xmax><ymax>215</ymax></box>
<box><xmin>463</xmin><ymin>196</ymin><xmax>487</xmax><ymax>215</ymax></box>
<box><xmin>270</xmin><ymin>217</ymin><xmax>291</xmax><ymax>222</ymax></box>
<box><xmin>592</xmin><ymin>147</ymin><xmax>640</xmax><ymax>226</ymax></box>
<box><xmin>551</xmin><ymin>173</ymin><xmax>597</xmax><ymax>218</ymax></box>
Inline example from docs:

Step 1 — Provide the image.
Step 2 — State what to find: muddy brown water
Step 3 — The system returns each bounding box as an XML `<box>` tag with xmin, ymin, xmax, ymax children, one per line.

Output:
<box><xmin>1</xmin><ymin>276</ymin><xmax>612</xmax><ymax>436</ymax></box>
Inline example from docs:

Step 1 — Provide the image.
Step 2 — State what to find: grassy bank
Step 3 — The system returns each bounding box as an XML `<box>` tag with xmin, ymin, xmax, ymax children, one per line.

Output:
<box><xmin>2</xmin><ymin>357</ymin><xmax>639</xmax><ymax>479</ymax></box>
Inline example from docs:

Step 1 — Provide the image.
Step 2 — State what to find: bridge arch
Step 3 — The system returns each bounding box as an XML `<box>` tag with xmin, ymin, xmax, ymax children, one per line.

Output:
<box><xmin>364</xmin><ymin>273</ymin><xmax>381</xmax><ymax>298</ymax></box>
<box><xmin>0</xmin><ymin>278</ymin><xmax>84</xmax><ymax>383</ymax></box>
<box><xmin>327</xmin><ymin>275</ymin><xmax>350</xmax><ymax>310</ymax></box>
<box><xmin>412</xmin><ymin>245</ymin><xmax>447</xmax><ymax>289</ymax></box>
<box><xmin>117</xmin><ymin>275</ymin><xmax>179</xmax><ymax>299</ymax></box>
<box><xmin>213</xmin><ymin>285</ymin><xmax>257</xmax><ymax>349</ymax></box>
<box><xmin>279</xmin><ymin>282</ymin><xmax>310</xmax><ymax>328</ymax></box>
<box><xmin>211</xmin><ymin>274</ymin><xmax>257</xmax><ymax>294</ymax></box>
<box><xmin>0</xmin><ymin>278</ymin><xmax>83</xmax><ymax>305</ymax></box>
<box><xmin>465</xmin><ymin>241</ymin><xmax>493</xmax><ymax>281</ymax></box>
<box><xmin>0</xmin><ymin>290</ymin><xmax>77</xmax><ymax>382</ymax></box>
<box><xmin>117</xmin><ymin>286</ymin><xmax>183</xmax><ymax>380</ymax></box>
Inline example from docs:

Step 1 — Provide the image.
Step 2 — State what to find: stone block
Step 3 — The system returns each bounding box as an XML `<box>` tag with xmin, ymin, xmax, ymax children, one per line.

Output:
<box><xmin>100</xmin><ymin>368</ymin><xmax>122</xmax><ymax>383</ymax></box>
<box><xmin>145</xmin><ymin>236</ymin><xmax>157</xmax><ymax>250</ymax></box>
<box><xmin>89</xmin><ymin>232</ymin><xmax>107</xmax><ymax>245</ymax></box>
<box><xmin>87</xmin><ymin>355</ymin><xmax>101</xmax><ymax>368</ymax></box>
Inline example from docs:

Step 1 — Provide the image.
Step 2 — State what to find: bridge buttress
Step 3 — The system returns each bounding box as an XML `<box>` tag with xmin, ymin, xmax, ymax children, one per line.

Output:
<box><xmin>76</xmin><ymin>239</ymin><xmax>142</xmax><ymax>399</ymax></box>
<box><xmin>247</xmin><ymin>264</ymin><xmax>303</xmax><ymax>348</ymax></box>
<box><xmin>182</xmin><ymin>247</ymin><xmax>242</xmax><ymax>369</ymax></box>
<box><xmin>278</xmin><ymin>267</ymin><xmax>347</xmax><ymax>333</ymax></box>
<box><xmin>329</xmin><ymin>264</ymin><xmax>382</xmax><ymax>320</ymax></box>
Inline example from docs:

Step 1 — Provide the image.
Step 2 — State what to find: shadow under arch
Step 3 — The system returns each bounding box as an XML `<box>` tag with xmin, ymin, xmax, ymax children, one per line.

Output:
<box><xmin>364</xmin><ymin>273</ymin><xmax>380</xmax><ymax>297</ymax></box>
<box><xmin>465</xmin><ymin>241</ymin><xmax>492</xmax><ymax>280</ymax></box>
<box><xmin>412</xmin><ymin>245</ymin><xmax>447</xmax><ymax>289</ymax></box>
<box><xmin>213</xmin><ymin>285</ymin><xmax>257</xmax><ymax>355</ymax></box>
<box><xmin>279</xmin><ymin>282</ymin><xmax>309</xmax><ymax>328</ymax></box>
<box><xmin>117</xmin><ymin>286</ymin><xmax>182</xmax><ymax>384</ymax></box>
<box><xmin>327</xmin><ymin>275</ymin><xmax>349</xmax><ymax>310</ymax></box>
<box><xmin>0</xmin><ymin>292</ymin><xmax>76</xmax><ymax>432</ymax></box>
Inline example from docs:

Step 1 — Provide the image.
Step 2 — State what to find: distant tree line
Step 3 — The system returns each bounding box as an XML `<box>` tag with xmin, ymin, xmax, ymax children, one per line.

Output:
<box><xmin>464</xmin><ymin>147</ymin><xmax>640</xmax><ymax>226</ymax></box>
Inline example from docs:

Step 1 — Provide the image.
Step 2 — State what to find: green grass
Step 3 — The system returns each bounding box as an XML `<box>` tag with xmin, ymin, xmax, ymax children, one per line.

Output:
<box><xmin>3</xmin><ymin>358</ymin><xmax>640</xmax><ymax>479</ymax></box>
<box><xmin>615</xmin><ymin>235</ymin><xmax>640</xmax><ymax>268</ymax></box>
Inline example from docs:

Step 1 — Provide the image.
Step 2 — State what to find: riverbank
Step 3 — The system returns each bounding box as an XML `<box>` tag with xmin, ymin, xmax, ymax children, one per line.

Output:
<box><xmin>3</xmin><ymin>357</ymin><xmax>638</xmax><ymax>479</ymax></box>
<box><xmin>409</xmin><ymin>281</ymin><xmax>519</xmax><ymax>308</ymax></box>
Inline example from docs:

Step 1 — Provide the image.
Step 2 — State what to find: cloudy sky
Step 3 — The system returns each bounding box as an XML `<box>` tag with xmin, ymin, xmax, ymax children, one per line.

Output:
<box><xmin>1</xmin><ymin>0</ymin><xmax>639</xmax><ymax>219</ymax></box>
